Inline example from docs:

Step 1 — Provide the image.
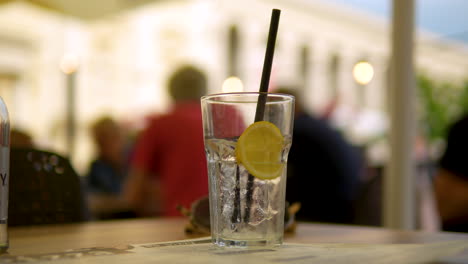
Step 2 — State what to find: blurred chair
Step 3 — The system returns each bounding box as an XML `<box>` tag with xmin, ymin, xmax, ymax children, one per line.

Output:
<box><xmin>353</xmin><ymin>166</ymin><xmax>383</xmax><ymax>226</ymax></box>
<box><xmin>8</xmin><ymin>147</ymin><xmax>89</xmax><ymax>226</ymax></box>
<box><xmin>353</xmin><ymin>164</ymin><xmax>440</xmax><ymax>231</ymax></box>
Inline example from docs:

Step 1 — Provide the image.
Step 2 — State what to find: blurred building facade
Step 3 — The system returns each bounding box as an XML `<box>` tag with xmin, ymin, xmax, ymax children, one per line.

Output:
<box><xmin>0</xmin><ymin>0</ymin><xmax>467</xmax><ymax>172</ymax></box>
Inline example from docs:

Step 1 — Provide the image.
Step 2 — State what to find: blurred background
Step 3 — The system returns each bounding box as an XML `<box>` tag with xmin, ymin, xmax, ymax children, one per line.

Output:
<box><xmin>0</xmin><ymin>0</ymin><xmax>467</xmax><ymax>178</ymax></box>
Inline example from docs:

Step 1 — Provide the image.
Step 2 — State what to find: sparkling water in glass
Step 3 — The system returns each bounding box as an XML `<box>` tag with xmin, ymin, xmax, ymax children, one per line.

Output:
<box><xmin>201</xmin><ymin>93</ymin><xmax>294</xmax><ymax>248</ymax></box>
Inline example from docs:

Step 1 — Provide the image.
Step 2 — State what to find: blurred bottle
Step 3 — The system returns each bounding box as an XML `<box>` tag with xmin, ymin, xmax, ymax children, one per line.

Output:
<box><xmin>0</xmin><ymin>96</ymin><xmax>10</xmax><ymax>252</ymax></box>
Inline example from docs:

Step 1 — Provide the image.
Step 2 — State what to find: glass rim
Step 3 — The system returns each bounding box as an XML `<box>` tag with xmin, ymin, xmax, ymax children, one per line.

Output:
<box><xmin>201</xmin><ymin>92</ymin><xmax>295</xmax><ymax>103</ymax></box>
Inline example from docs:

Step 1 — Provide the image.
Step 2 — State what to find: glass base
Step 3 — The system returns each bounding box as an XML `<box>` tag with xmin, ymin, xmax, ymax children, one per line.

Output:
<box><xmin>213</xmin><ymin>237</ymin><xmax>282</xmax><ymax>248</ymax></box>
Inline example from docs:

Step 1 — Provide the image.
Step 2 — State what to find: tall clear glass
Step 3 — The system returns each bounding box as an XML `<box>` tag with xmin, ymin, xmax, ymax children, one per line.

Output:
<box><xmin>201</xmin><ymin>92</ymin><xmax>294</xmax><ymax>248</ymax></box>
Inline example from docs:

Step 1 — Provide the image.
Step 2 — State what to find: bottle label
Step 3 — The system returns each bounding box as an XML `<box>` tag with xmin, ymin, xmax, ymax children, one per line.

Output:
<box><xmin>0</xmin><ymin>146</ymin><xmax>9</xmax><ymax>221</ymax></box>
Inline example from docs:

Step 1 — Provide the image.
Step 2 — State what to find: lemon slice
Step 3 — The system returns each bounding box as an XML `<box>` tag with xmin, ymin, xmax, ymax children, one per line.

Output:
<box><xmin>236</xmin><ymin>121</ymin><xmax>285</xmax><ymax>180</ymax></box>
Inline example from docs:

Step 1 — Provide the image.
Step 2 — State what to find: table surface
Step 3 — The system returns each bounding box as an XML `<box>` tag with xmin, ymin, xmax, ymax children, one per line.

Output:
<box><xmin>6</xmin><ymin>218</ymin><xmax>468</xmax><ymax>256</ymax></box>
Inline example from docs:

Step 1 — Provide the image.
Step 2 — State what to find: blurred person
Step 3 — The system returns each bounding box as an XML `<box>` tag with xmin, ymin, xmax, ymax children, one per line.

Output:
<box><xmin>86</xmin><ymin>116</ymin><xmax>134</xmax><ymax>219</ymax></box>
<box><xmin>86</xmin><ymin>116</ymin><xmax>128</xmax><ymax>194</ymax></box>
<box><xmin>276</xmin><ymin>87</ymin><xmax>363</xmax><ymax>224</ymax></box>
<box><xmin>10</xmin><ymin>128</ymin><xmax>34</xmax><ymax>148</ymax></box>
<box><xmin>434</xmin><ymin>115</ymin><xmax>468</xmax><ymax>232</ymax></box>
<box><xmin>124</xmin><ymin>65</ymin><xmax>208</xmax><ymax>217</ymax></box>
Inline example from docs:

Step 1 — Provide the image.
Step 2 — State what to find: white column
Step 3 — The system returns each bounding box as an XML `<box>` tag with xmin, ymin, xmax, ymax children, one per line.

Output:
<box><xmin>341</xmin><ymin>52</ymin><xmax>357</xmax><ymax>109</ymax></box>
<box><xmin>384</xmin><ymin>0</ymin><xmax>416</xmax><ymax>230</ymax></box>
<box><xmin>366</xmin><ymin>56</ymin><xmax>383</xmax><ymax>111</ymax></box>
<box><xmin>309</xmin><ymin>40</ymin><xmax>329</xmax><ymax>113</ymax></box>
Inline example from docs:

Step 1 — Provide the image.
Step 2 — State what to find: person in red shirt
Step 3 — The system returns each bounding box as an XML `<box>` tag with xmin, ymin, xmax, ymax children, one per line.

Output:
<box><xmin>124</xmin><ymin>65</ymin><xmax>208</xmax><ymax>216</ymax></box>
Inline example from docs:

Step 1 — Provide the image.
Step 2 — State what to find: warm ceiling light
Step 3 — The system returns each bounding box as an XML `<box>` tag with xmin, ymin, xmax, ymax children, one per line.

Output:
<box><xmin>353</xmin><ymin>61</ymin><xmax>374</xmax><ymax>85</ymax></box>
<box><xmin>222</xmin><ymin>76</ymin><xmax>244</xmax><ymax>93</ymax></box>
<box><xmin>60</xmin><ymin>53</ymin><xmax>80</xmax><ymax>74</ymax></box>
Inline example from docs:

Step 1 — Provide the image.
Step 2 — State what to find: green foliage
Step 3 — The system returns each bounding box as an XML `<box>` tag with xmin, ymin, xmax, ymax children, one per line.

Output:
<box><xmin>417</xmin><ymin>75</ymin><xmax>468</xmax><ymax>142</ymax></box>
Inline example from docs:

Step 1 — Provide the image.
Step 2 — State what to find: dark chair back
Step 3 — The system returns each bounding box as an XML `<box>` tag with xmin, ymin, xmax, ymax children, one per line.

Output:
<box><xmin>8</xmin><ymin>147</ymin><xmax>89</xmax><ymax>226</ymax></box>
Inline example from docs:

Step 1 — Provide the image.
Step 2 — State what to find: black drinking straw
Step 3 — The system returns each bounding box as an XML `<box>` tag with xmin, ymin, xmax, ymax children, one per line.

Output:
<box><xmin>255</xmin><ymin>9</ymin><xmax>281</xmax><ymax>122</ymax></box>
<box><xmin>244</xmin><ymin>9</ymin><xmax>281</xmax><ymax>223</ymax></box>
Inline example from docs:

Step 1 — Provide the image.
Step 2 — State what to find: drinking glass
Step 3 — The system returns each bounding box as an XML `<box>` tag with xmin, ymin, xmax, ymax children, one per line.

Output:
<box><xmin>201</xmin><ymin>92</ymin><xmax>294</xmax><ymax>247</ymax></box>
